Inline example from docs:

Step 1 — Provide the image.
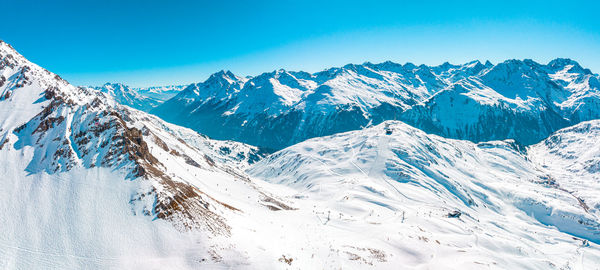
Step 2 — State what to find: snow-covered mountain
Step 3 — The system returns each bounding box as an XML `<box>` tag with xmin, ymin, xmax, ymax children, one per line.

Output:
<box><xmin>0</xmin><ymin>40</ymin><xmax>301</xmax><ymax>269</ymax></box>
<box><xmin>86</xmin><ymin>83</ymin><xmax>162</xmax><ymax>112</ymax></box>
<box><xmin>248</xmin><ymin>120</ymin><xmax>600</xmax><ymax>268</ymax></box>
<box><xmin>136</xmin><ymin>84</ymin><xmax>186</xmax><ymax>101</ymax></box>
<box><xmin>2</xmin><ymin>39</ymin><xmax>600</xmax><ymax>269</ymax></box>
<box><xmin>86</xmin><ymin>83</ymin><xmax>185</xmax><ymax>112</ymax></box>
<box><xmin>153</xmin><ymin>59</ymin><xmax>600</xmax><ymax>149</ymax></box>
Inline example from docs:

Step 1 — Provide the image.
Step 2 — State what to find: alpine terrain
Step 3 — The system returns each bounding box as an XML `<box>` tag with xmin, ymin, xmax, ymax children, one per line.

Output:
<box><xmin>86</xmin><ymin>83</ymin><xmax>185</xmax><ymax>112</ymax></box>
<box><xmin>0</xmin><ymin>39</ymin><xmax>599</xmax><ymax>269</ymax></box>
<box><xmin>152</xmin><ymin>59</ymin><xmax>600</xmax><ymax>150</ymax></box>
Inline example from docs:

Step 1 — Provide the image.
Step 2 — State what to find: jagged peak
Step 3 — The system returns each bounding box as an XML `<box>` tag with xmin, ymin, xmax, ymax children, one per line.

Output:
<box><xmin>464</xmin><ymin>60</ymin><xmax>482</xmax><ymax>67</ymax></box>
<box><xmin>0</xmin><ymin>40</ymin><xmax>33</xmax><ymax>69</ymax></box>
<box><xmin>547</xmin><ymin>58</ymin><xmax>591</xmax><ymax>74</ymax></box>
<box><xmin>99</xmin><ymin>82</ymin><xmax>131</xmax><ymax>90</ymax></box>
<box><xmin>204</xmin><ymin>70</ymin><xmax>244</xmax><ymax>86</ymax></box>
<box><xmin>212</xmin><ymin>69</ymin><xmax>236</xmax><ymax>77</ymax></box>
<box><xmin>547</xmin><ymin>58</ymin><xmax>581</xmax><ymax>68</ymax></box>
<box><xmin>417</xmin><ymin>63</ymin><xmax>431</xmax><ymax>70</ymax></box>
<box><xmin>496</xmin><ymin>58</ymin><xmax>540</xmax><ymax>68</ymax></box>
<box><xmin>0</xmin><ymin>40</ymin><xmax>96</xmax><ymax>104</ymax></box>
<box><xmin>274</xmin><ymin>68</ymin><xmax>287</xmax><ymax>74</ymax></box>
<box><xmin>436</xmin><ymin>61</ymin><xmax>459</xmax><ymax>70</ymax></box>
<box><xmin>175</xmin><ymin>70</ymin><xmax>244</xmax><ymax>99</ymax></box>
<box><xmin>482</xmin><ymin>59</ymin><xmax>545</xmax><ymax>78</ymax></box>
<box><xmin>403</xmin><ymin>62</ymin><xmax>417</xmax><ymax>70</ymax></box>
<box><xmin>369</xmin><ymin>60</ymin><xmax>402</xmax><ymax>69</ymax></box>
<box><xmin>0</xmin><ymin>40</ymin><xmax>18</xmax><ymax>56</ymax></box>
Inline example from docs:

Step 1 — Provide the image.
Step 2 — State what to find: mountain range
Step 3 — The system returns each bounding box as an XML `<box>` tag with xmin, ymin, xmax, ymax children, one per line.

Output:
<box><xmin>1</xmin><ymin>40</ymin><xmax>599</xmax><ymax>269</ymax></box>
<box><xmin>86</xmin><ymin>83</ymin><xmax>185</xmax><ymax>112</ymax></box>
<box><xmin>144</xmin><ymin>58</ymin><xmax>600</xmax><ymax>150</ymax></box>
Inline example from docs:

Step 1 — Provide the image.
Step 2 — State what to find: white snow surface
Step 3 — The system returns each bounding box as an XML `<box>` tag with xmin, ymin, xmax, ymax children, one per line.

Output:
<box><xmin>248</xmin><ymin>121</ymin><xmax>600</xmax><ymax>269</ymax></box>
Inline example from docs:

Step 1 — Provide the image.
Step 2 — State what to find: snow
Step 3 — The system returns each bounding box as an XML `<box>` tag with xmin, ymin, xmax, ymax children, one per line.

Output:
<box><xmin>529</xmin><ymin>120</ymin><xmax>600</xmax><ymax>217</ymax></box>
<box><xmin>0</xmin><ymin>165</ymin><xmax>207</xmax><ymax>269</ymax></box>
<box><xmin>153</xmin><ymin>57</ymin><xmax>600</xmax><ymax>150</ymax></box>
<box><xmin>248</xmin><ymin>121</ymin><xmax>600</xmax><ymax>268</ymax></box>
<box><xmin>136</xmin><ymin>84</ymin><xmax>186</xmax><ymax>101</ymax></box>
<box><xmin>86</xmin><ymin>83</ymin><xmax>162</xmax><ymax>112</ymax></box>
<box><xmin>1</xmin><ymin>39</ymin><xmax>600</xmax><ymax>269</ymax></box>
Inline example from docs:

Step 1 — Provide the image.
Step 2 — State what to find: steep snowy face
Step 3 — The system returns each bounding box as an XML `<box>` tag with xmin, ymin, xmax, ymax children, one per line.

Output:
<box><xmin>528</xmin><ymin>120</ymin><xmax>600</xmax><ymax>217</ymax></box>
<box><xmin>546</xmin><ymin>59</ymin><xmax>600</xmax><ymax>122</ymax></box>
<box><xmin>175</xmin><ymin>70</ymin><xmax>246</xmax><ymax>101</ymax></box>
<box><xmin>248</xmin><ymin>121</ymin><xmax>600</xmax><ymax>268</ymax></box>
<box><xmin>153</xmin><ymin>58</ymin><xmax>600</xmax><ymax>150</ymax></box>
<box><xmin>0</xmin><ymin>41</ymin><xmax>308</xmax><ymax>269</ymax></box>
<box><xmin>87</xmin><ymin>83</ymin><xmax>162</xmax><ymax>112</ymax></box>
<box><xmin>402</xmin><ymin>58</ymin><xmax>600</xmax><ymax>145</ymax></box>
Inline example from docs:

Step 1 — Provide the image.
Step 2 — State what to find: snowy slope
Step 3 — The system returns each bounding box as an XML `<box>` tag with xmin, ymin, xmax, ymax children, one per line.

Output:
<box><xmin>0</xmin><ymin>40</ymin><xmax>307</xmax><ymax>269</ymax></box>
<box><xmin>248</xmin><ymin>121</ymin><xmax>600</xmax><ymax>268</ymax></box>
<box><xmin>153</xmin><ymin>59</ymin><xmax>600</xmax><ymax>149</ymax></box>
<box><xmin>529</xmin><ymin>120</ymin><xmax>600</xmax><ymax>217</ymax></box>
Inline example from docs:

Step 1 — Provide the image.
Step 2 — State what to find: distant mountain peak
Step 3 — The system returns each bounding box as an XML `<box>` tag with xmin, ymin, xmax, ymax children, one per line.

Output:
<box><xmin>205</xmin><ymin>70</ymin><xmax>244</xmax><ymax>86</ymax></box>
<box><xmin>0</xmin><ymin>40</ymin><xmax>18</xmax><ymax>56</ymax></box>
<box><xmin>154</xmin><ymin>57</ymin><xmax>600</xmax><ymax>150</ymax></box>
<box><xmin>547</xmin><ymin>58</ymin><xmax>591</xmax><ymax>74</ymax></box>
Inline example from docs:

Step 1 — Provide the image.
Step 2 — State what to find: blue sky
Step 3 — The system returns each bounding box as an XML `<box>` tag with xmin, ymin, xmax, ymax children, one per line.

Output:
<box><xmin>2</xmin><ymin>0</ymin><xmax>599</xmax><ymax>87</ymax></box>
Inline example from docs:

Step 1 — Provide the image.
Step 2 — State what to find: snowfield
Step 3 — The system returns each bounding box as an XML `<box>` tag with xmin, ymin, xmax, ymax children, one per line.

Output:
<box><xmin>248</xmin><ymin>120</ymin><xmax>600</xmax><ymax>269</ymax></box>
<box><xmin>0</xmin><ymin>39</ymin><xmax>599</xmax><ymax>269</ymax></box>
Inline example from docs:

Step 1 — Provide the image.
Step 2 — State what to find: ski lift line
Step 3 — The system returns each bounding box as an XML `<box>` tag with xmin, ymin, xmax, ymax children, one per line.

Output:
<box><xmin>371</xmin><ymin>133</ymin><xmax>408</xmax><ymax>201</ymax></box>
<box><xmin>348</xmin><ymin>140</ymin><xmax>369</xmax><ymax>177</ymax></box>
<box><xmin>307</xmin><ymin>155</ymin><xmax>343</xmax><ymax>178</ymax></box>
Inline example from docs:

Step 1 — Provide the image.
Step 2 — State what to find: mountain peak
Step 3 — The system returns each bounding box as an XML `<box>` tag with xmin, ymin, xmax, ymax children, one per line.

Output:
<box><xmin>206</xmin><ymin>70</ymin><xmax>242</xmax><ymax>85</ymax></box>
<box><xmin>437</xmin><ymin>61</ymin><xmax>458</xmax><ymax>70</ymax></box>
<box><xmin>547</xmin><ymin>58</ymin><xmax>591</xmax><ymax>74</ymax></box>
<box><xmin>102</xmin><ymin>82</ymin><xmax>128</xmax><ymax>88</ymax></box>
<box><xmin>0</xmin><ymin>40</ymin><xmax>17</xmax><ymax>55</ymax></box>
<box><xmin>0</xmin><ymin>40</ymin><xmax>30</xmax><ymax>69</ymax></box>
<box><xmin>548</xmin><ymin>58</ymin><xmax>580</xmax><ymax>67</ymax></box>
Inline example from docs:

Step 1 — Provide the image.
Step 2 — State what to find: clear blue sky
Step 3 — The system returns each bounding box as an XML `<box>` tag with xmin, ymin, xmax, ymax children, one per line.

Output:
<box><xmin>2</xmin><ymin>0</ymin><xmax>599</xmax><ymax>87</ymax></box>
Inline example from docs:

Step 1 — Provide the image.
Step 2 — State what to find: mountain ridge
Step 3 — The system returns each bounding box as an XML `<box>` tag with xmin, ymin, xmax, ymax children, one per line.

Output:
<box><xmin>152</xmin><ymin>57</ymin><xmax>600</xmax><ymax>149</ymax></box>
